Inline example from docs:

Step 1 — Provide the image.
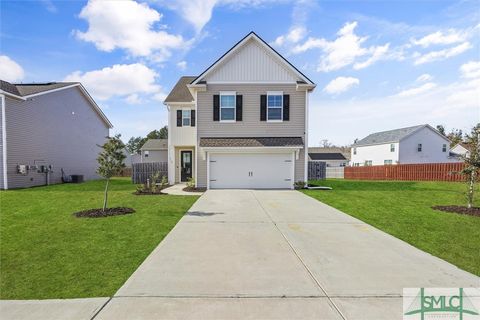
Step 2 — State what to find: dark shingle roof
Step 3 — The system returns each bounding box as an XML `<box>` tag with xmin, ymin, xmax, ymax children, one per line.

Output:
<box><xmin>309</xmin><ymin>153</ymin><xmax>347</xmax><ymax>160</ymax></box>
<box><xmin>14</xmin><ymin>82</ymin><xmax>78</xmax><ymax>96</ymax></box>
<box><xmin>164</xmin><ymin>76</ymin><xmax>196</xmax><ymax>103</ymax></box>
<box><xmin>140</xmin><ymin>139</ymin><xmax>168</xmax><ymax>150</ymax></box>
<box><xmin>200</xmin><ymin>137</ymin><xmax>304</xmax><ymax>148</ymax></box>
<box><xmin>0</xmin><ymin>80</ymin><xmax>21</xmax><ymax>95</ymax></box>
<box><xmin>354</xmin><ymin>125</ymin><xmax>426</xmax><ymax>147</ymax></box>
<box><xmin>0</xmin><ymin>80</ymin><xmax>78</xmax><ymax>96</ymax></box>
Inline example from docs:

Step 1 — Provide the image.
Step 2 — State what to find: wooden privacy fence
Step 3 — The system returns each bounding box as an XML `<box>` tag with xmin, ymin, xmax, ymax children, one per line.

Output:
<box><xmin>308</xmin><ymin>161</ymin><xmax>326</xmax><ymax>180</ymax></box>
<box><xmin>132</xmin><ymin>162</ymin><xmax>168</xmax><ymax>184</ymax></box>
<box><xmin>344</xmin><ymin>162</ymin><xmax>466</xmax><ymax>182</ymax></box>
<box><xmin>116</xmin><ymin>167</ymin><xmax>132</xmax><ymax>177</ymax></box>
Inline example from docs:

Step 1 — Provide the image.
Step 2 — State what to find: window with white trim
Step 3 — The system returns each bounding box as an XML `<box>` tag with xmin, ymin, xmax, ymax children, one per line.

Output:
<box><xmin>353</xmin><ymin>148</ymin><xmax>357</xmax><ymax>155</ymax></box>
<box><xmin>182</xmin><ymin>110</ymin><xmax>191</xmax><ymax>126</ymax></box>
<box><xmin>220</xmin><ymin>92</ymin><xmax>236</xmax><ymax>121</ymax></box>
<box><xmin>365</xmin><ymin>160</ymin><xmax>372</xmax><ymax>166</ymax></box>
<box><xmin>442</xmin><ymin>144</ymin><xmax>447</xmax><ymax>152</ymax></box>
<box><xmin>390</xmin><ymin>144</ymin><xmax>395</xmax><ymax>152</ymax></box>
<box><xmin>384</xmin><ymin>160</ymin><xmax>393</xmax><ymax>165</ymax></box>
<box><xmin>267</xmin><ymin>92</ymin><xmax>283</xmax><ymax>121</ymax></box>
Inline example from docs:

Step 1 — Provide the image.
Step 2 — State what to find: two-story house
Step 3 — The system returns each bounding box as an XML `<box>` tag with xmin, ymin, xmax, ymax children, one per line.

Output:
<box><xmin>350</xmin><ymin>124</ymin><xmax>458</xmax><ymax>166</ymax></box>
<box><xmin>164</xmin><ymin>32</ymin><xmax>316</xmax><ymax>189</ymax></box>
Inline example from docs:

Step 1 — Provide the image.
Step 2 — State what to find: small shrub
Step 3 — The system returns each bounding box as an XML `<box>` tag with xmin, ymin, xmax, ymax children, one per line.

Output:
<box><xmin>186</xmin><ymin>177</ymin><xmax>195</xmax><ymax>188</ymax></box>
<box><xmin>294</xmin><ymin>181</ymin><xmax>306</xmax><ymax>189</ymax></box>
<box><xmin>159</xmin><ymin>175</ymin><xmax>169</xmax><ymax>190</ymax></box>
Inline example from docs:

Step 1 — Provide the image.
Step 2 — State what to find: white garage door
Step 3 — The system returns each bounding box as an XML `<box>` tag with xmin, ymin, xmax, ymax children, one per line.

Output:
<box><xmin>209</xmin><ymin>153</ymin><xmax>294</xmax><ymax>189</ymax></box>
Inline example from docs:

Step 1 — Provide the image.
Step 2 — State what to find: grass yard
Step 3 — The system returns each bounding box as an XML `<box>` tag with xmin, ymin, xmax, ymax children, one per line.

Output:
<box><xmin>0</xmin><ymin>178</ymin><xmax>199</xmax><ymax>299</ymax></box>
<box><xmin>303</xmin><ymin>180</ymin><xmax>480</xmax><ymax>276</ymax></box>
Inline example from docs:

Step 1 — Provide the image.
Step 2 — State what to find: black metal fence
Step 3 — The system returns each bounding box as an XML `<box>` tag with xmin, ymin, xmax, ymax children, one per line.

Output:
<box><xmin>132</xmin><ymin>162</ymin><xmax>168</xmax><ymax>184</ymax></box>
<box><xmin>308</xmin><ymin>161</ymin><xmax>326</xmax><ymax>180</ymax></box>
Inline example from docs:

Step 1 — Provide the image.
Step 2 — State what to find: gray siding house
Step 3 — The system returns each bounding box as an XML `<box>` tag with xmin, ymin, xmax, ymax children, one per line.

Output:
<box><xmin>164</xmin><ymin>32</ymin><xmax>316</xmax><ymax>189</ymax></box>
<box><xmin>140</xmin><ymin>139</ymin><xmax>168</xmax><ymax>163</ymax></box>
<box><xmin>0</xmin><ymin>80</ymin><xmax>112</xmax><ymax>189</ymax></box>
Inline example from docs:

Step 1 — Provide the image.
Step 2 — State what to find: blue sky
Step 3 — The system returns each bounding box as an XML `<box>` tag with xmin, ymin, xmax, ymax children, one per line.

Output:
<box><xmin>1</xmin><ymin>0</ymin><xmax>479</xmax><ymax>145</ymax></box>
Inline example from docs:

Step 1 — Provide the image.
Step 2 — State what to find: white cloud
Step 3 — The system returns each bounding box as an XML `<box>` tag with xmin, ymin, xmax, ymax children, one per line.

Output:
<box><xmin>460</xmin><ymin>61</ymin><xmax>480</xmax><ymax>79</ymax></box>
<box><xmin>292</xmin><ymin>21</ymin><xmax>390</xmax><ymax>72</ymax></box>
<box><xmin>125</xmin><ymin>94</ymin><xmax>142</xmax><ymax>105</ymax></box>
<box><xmin>75</xmin><ymin>0</ymin><xmax>187</xmax><ymax>61</ymax></box>
<box><xmin>395</xmin><ymin>82</ymin><xmax>437</xmax><ymax>97</ymax></box>
<box><xmin>0</xmin><ymin>55</ymin><xmax>25</xmax><ymax>82</ymax></box>
<box><xmin>64</xmin><ymin>63</ymin><xmax>160</xmax><ymax>101</ymax></box>
<box><xmin>40</xmin><ymin>0</ymin><xmax>57</xmax><ymax>13</ymax></box>
<box><xmin>414</xmin><ymin>42</ymin><xmax>472</xmax><ymax>65</ymax></box>
<box><xmin>323</xmin><ymin>76</ymin><xmax>359</xmax><ymax>94</ymax></box>
<box><xmin>416</xmin><ymin>73</ymin><xmax>433</xmax><ymax>82</ymax></box>
<box><xmin>152</xmin><ymin>91</ymin><xmax>168</xmax><ymax>102</ymax></box>
<box><xmin>177</xmin><ymin>61</ymin><xmax>187</xmax><ymax>70</ymax></box>
<box><xmin>411</xmin><ymin>29</ymin><xmax>468</xmax><ymax>47</ymax></box>
<box><xmin>272</xmin><ymin>26</ymin><xmax>307</xmax><ymax>47</ymax></box>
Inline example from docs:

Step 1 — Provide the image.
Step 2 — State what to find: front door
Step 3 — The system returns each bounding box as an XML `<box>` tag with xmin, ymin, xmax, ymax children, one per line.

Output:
<box><xmin>180</xmin><ymin>150</ymin><xmax>192</xmax><ymax>182</ymax></box>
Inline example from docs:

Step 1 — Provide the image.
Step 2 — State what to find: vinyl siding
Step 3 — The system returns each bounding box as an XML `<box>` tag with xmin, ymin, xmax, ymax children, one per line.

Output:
<box><xmin>141</xmin><ymin>150</ymin><xmax>167</xmax><ymax>163</ymax></box>
<box><xmin>196</xmin><ymin>84</ymin><xmax>306</xmax><ymax>187</ymax></box>
<box><xmin>0</xmin><ymin>98</ymin><xmax>4</xmax><ymax>189</ymax></box>
<box><xmin>205</xmin><ymin>38</ymin><xmax>298</xmax><ymax>83</ymax></box>
<box><xmin>4</xmin><ymin>87</ymin><xmax>109</xmax><ymax>189</ymax></box>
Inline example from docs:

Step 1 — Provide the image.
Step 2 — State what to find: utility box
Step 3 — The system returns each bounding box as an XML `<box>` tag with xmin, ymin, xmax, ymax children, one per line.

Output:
<box><xmin>17</xmin><ymin>165</ymin><xmax>28</xmax><ymax>175</ymax></box>
<box><xmin>70</xmin><ymin>175</ymin><xmax>84</xmax><ymax>183</ymax></box>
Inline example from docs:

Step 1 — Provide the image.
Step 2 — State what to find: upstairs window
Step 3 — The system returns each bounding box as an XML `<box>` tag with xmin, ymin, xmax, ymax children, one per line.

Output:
<box><xmin>144</xmin><ymin>151</ymin><xmax>149</xmax><ymax>158</ymax></box>
<box><xmin>442</xmin><ymin>144</ymin><xmax>447</xmax><ymax>152</ymax></box>
<box><xmin>182</xmin><ymin>110</ymin><xmax>191</xmax><ymax>126</ymax></box>
<box><xmin>267</xmin><ymin>92</ymin><xmax>283</xmax><ymax>121</ymax></box>
<box><xmin>353</xmin><ymin>148</ymin><xmax>357</xmax><ymax>155</ymax></box>
<box><xmin>417</xmin><ymin>144</ymin><xmax>422</xmax><ymax>152</ymax></box>
<box><xmin>220</xmin><ymin>92</ymin><xmax>236</xmax><ymax>121</ymax></box>
<box><xmin>390</xmin><ymin>144</ymin><xmax>395</xmax><ymax>152</ymax></box>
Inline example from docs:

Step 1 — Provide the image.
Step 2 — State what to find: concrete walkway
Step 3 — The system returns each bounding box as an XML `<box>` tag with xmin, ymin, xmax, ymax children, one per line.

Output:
<box><xmin>95</xmin><ymin>190</ymin><xmax>479</xmax><ymax>320</ymax></box>
<box><xmin>162</xmin><ymin>183</ymin><xmax>204</xmax><ymax>196</ymax></box>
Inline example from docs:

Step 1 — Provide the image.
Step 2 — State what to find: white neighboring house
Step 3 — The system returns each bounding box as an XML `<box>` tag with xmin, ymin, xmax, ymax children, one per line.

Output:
<box><xmin>308</xmin><ymin>147</ymin><xmax>350</xmax><ymax>167</ymax></box>
<box><xmin>140</xmin><ymin>139</ymin><xmax>168</xmax><ymax>163</ymax></box>
<box><xmin>163</xmin><ymin>32</ymin><xmax>316</xmax><ymax>189</ymax></box>
<box><xmin>351</xmin><ymin>124</ymin><xmax>459</xmax><ymax>166</ymax></box>
<box><xmin>450</xmin><ymin>143</ymin><xmax>470</xmax><ymax>159</ymax></box>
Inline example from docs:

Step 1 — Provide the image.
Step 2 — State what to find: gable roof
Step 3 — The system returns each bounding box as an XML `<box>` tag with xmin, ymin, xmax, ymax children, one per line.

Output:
<box><xmin>191</xmin><ymin>31</ymin><xmax>314</xmax><ymax>86</ymax></box>
<box><xmin>354</xmin><ymin>125</ymin><xmax>429</xmax><ymax>147</ymax></box>
<box><xmin>164</xmin><ymin>76</ymin><xmax>196</xmax><ymax>103</ymax></box>
<box><xmin>140</xmin><ymin>139</ymin><xmax>168</xmax><ymax>150</ymax></box>
<box><xmin>0</xmin><ymin>80</ymin><xmax>112</xmax><ymax>128</ymax></box>
<box><xmin>309</xmin><ymin>153</ymin><xmax>347</xmax><ymax>161</ymax></box>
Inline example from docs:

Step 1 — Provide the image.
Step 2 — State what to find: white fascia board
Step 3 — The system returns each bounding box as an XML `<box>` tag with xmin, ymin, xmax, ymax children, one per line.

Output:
<box><xmin>0</xmin><ymin>90</ymin><xmax>25</xmax><ymax>101</ymax></box>
<box><xmin>296</xmin><ymin>83</ymin><xmax>316</xmax><ymax>92</ymax></box>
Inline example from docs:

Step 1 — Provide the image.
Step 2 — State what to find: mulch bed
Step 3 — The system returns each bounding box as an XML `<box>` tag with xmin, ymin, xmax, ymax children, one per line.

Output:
<box><xmin>74</xmin><ymin>207</ymin><xmax>135</xmax><ymax>218</ymax></box>
<box><xmin>432</xmin><ymin>205</ymin><xmax>480</xmax><ymax>217</ymax></box>
<box><xmin>133</xmin><ymin>191</ymin><xmax>166</xmax><ymax>195</ymax></box>
<box><xmin>183</xmin><ymin>186</ymin><xmax>207</xmax><ymax>192</ymax></box>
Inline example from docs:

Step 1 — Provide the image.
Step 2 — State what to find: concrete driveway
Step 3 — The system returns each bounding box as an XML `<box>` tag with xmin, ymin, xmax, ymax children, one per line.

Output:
<box><xmin>96</xmin><ymin>190</ymin><xmax>479</xmax><ymax>320</ymax></box>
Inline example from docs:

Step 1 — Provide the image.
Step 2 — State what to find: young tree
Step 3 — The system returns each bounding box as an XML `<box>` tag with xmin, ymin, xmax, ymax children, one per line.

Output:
<box><xmin>436</xmin><ymin>124</ymin><xmax>446</xmax><ymax>136</ymax></box>
<box><xmin>448</xmin><ymin>128</ymin><xmax>464</xmax><ymax>147</ymax></box>
<box><xmin>97</xmin><ymin>135</ymin><xmax>126</xmax><ymax>211</ymax></box>
<box><xmin>458</xmin><ymin>124</ymin><xmax>480</xmax><ymax>209</ymax></box>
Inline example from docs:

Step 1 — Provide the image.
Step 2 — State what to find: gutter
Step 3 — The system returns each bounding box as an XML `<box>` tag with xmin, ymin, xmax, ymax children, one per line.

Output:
<box><xmin>1</xmin><ymin>94</ymin><xmax>8</xmax><ymax>189</ymax></box>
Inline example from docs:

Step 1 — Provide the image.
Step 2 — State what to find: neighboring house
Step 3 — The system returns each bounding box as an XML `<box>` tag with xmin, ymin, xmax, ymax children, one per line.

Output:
<box><xmin>123</xmin><ymin>149</ymin><xmax>141</xmax><ymax>167</ymax></box>
<box><xmin>308</xmin><ymin>147</ymin><xmax>350</xmax><ymax>167</ymax></box>
<box><xmin>0</xmin><ymin>80</ymin><xmax>112</xmax><ymax>189</ymax></box>
<box><xmin>164</xmin><ymin>32</ymin><xmax>316</xmax><ymax>189</ymax></box>
<box><xmin>140</xmin><ymin>139</ymin><xmax>168</xmax><ymax>163</ymax></box>
<box><xmin>450</xmin><ymin>143</ymin><xmax>470</xmax><ymax>159</ymax></box>
<box><xmin>351</xmin><ymin>124</ymin><xmax>458</xmax><ymax>166</ymax></box>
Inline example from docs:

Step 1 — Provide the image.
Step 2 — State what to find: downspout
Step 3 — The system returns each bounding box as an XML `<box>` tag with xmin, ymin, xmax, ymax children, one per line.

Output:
<box><xmin>304</xmin><ymin>90</ymin><xmax>309</xmax><ymax>184</ymax></box>
<box><xmin>1</xmin><ymin>94</ymin><xmax>7</xmax><ymax>189</ymax></box>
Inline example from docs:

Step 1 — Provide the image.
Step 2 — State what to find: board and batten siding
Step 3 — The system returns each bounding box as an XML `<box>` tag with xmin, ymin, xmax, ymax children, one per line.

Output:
<box><xmin>205</xmin><ymin>38</ymin><xmax>298</xmax><ymax>83</ymax></box>
<box><xmin>4</xmin><ymin>87</ymin><xmax>109</xmax><ymax>189</ymax></box>
<box><xmin>195</xmin><ymin>84</ymin><xmax>306</xmax><ymax>188</ymax></box>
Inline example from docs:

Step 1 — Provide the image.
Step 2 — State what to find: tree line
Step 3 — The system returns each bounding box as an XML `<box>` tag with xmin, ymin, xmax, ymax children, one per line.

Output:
<box><xmin>125</xmin><ymin>125</ymin><xmax>168</xmax><ymax>155</ymax></box>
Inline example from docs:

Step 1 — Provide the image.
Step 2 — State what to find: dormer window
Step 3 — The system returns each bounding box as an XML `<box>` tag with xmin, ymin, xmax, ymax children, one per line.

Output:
<box><xmin>220</xmin><ymin>92</ymin><xmax>236</xmax><ymax>122</ymax></box>
<box><xmin>267</xmin><ymin>92</ymin><xmax>283</xmax><ymax>121</ymax></box>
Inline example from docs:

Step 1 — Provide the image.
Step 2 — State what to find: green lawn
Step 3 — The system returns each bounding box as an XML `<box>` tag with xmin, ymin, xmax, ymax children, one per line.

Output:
<box><xmin>302</xmin><ymin>180</ymin><xmax>480</xmax><ymax>276</ymax></box>
<box><xmin>0</xmin><ymin>178</ymin><xmax>199</xmax><ymax>299</ymax></box>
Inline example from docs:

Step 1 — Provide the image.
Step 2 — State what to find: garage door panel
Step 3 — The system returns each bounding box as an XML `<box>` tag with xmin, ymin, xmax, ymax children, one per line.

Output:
<box><xmin>209</xmin><ymin>153</ymin><xmax>293</xmax><ymax>189</ymax></box>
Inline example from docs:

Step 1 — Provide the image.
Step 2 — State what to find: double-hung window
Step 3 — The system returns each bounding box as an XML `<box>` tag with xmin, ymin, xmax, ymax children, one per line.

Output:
<box><xmin>220</xmin><ymin>92</ymin><xmax>236</xmax><ymax>122</ymax></box>
<box><xmin>384</xmin><ymin>160</ymin><xmax>393</xmax><ymax>165</ymax></box>
<box><xmin>442</xmin><ymin>144</ymin><xmax>447</xmax><ymax>152</ymax></box>
<box><xmin>417</xmin><ymin>144</ymin><xmax>422</xmax><ymax>152</ymax></box>
<box><xmin>182</xmin><ymin>110</ymin><xmax>191</xmax><ymax>126</ymax></box>
<box><xmin>390</xmin><ymin>144</ymin><xmax>395</xmax><ymax>152</ymax></box>
<box><xmin>267</xmin><ymin>92</ymin><xmax>283</xmax><ymax>121</ymax></box>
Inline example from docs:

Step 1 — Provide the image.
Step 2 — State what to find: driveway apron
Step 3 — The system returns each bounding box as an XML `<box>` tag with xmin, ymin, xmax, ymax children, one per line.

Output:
<box><xmin>96</xmin><ymin>190</ymin><xmax>479</xmax><ymax>320</ymax></box>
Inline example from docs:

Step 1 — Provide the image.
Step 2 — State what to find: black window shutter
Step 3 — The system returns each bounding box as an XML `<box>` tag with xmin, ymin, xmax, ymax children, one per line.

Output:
<box><xmin>283</xmin><ymin>94</ymin><xmax>290</xmax><ymax>121</ymax></box>
<box><xmin>260</xmin><ymin>95</ymin><xmax>267</xmax><ymax>121</ymax></box>
<box><xmin>176</xmin><ymin>110</ymin><xmax>182</xmax><ymax>127</ymax></box>
<box><xmin>236</xmin><ymin>95</ymin><xmax>243</xmax><ymax>121</ymax></box>
<box><xmin>213</xmin><ymin>95</ymin><xmax>220</xmax><ymax>121</ymax></box>
<box><xmin>191</xmin><ymin>110</ymin><xmax>196</xmax><ymax>127</ymax></box>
